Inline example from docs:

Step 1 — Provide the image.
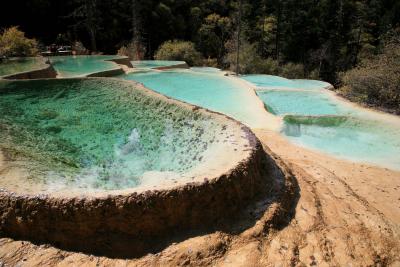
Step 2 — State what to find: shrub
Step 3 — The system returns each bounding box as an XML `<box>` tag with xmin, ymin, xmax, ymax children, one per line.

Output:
<box><xmin>224</xmin><ymin>39</ymin><xmax>261</xmax><ymax>73</ymax></box>
<box><xmin>0</xmin><ymin>26</ymin><xmax>38</xmax><ymax>57</ymax></box>
<box><xmin>256</xmin><ymin>60</ymin><xmax>308</xmax><ymax>79</ymax></box>
<box><xmin>254</xmin><ymin>58</ymin><xmax>279</xmax><ymax>75</ymax></box>
<box><xmin>307</xmin><ymin>69</ymin><xmax>320</xmax><ymax>80</ymax></box>
<box><xmin>280</xmin><ymin>62</ymin><xmax>305</xmax><ymax>79</ymax></box>
<box><xmin>202</xmin><ymin>57</ymin><xmax>218</xmax><ymax>67</ymax></box>
<box><xmin>117</xmin><ymin>40</ymin><xmax>146</xmax><ymax>60</ymax></box>
<box><xmin>72</xmin><ymin>41</ymin><xmax>89</xmax><ymax>55</ymax></box>
<box><xmin>154</xmin><ymin>40</ymin><xmax>202</xmax><ymax>66</ymax></box>
<box><xmin>339</xmin><ymin>31</ymin><xmax>400</xmax><ymax>113</ymax></box>
<box><xmin>224</xmin><ymin>38</ymin><xmax>311</xmax><ymax>78</ymax></box>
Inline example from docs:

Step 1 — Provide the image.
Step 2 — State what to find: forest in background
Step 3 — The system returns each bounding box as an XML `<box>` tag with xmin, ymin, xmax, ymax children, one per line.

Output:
<box><xmin>1</xmin><ymin>0</ymin><xmax>400</xmax><ymax>112</ymax></box>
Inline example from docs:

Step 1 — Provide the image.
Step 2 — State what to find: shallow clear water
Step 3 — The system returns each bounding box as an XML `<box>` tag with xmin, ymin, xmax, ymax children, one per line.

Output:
<box><xmin>120</xmin><ymin>70</ymin><xmax>268</xmax><ymax>127</ymax></box>
<box><xmin>0</xmin><ymin>79</ymin><xmax>224</xmax><ymax>190</ymax></box>
<box><xmin>257</xmin><ymin>90</ymin><xmax>351</xmax><ymax>116</ymax></box>
<box><xmin>131</xmin><ymin>60</ymin><xmax>185</xmax><ymax>69</ymax></box>
<box><xmin>3</xmin><ymin>57</ymin><xmax>399</xmax><ymax>170</ymax></box>
<box><xmin>242</xmin><ymin>74</ymin><xmax>331</xmax><ymax>90</ymax></box>
<box><xmin>49</xmin><ymin>55</ymin><xmax>124</xmax><ymax>77</ymax></box>
<box><xmin>292</xmin><ymin>79</ymin><xmax>332</xmax><ymax>89</ymax></box>
<box><xmin>283</xmin><ymin>116</ymin><xmax>400</xmax><ymax>168</ymax></box>
<box><xmin>190</xmin><ymin>67</ymin><xmax>222</xmax><ymax>73</ymax></box>
<box><xmin>243</xmin><ymin>74</ymin><xmax>400</xmax><ymax>169</ymax></box>
<box><xmin>0</xmin><ymin>57</ymin><xmax>46</xmax><ymax>77</ymax></box>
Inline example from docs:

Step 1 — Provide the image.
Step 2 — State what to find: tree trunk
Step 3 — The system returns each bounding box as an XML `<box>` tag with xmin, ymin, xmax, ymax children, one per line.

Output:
<box><xmin>131</xmin><ymin>0</ymin><xmax>143</xmax><ymax>60</ymax></box>
<box><xmin>353</xmin><ymin>22</ymin><xmax>363</xmax><ymax>66</ymax></box>
<box><xmin>275</xmin><ymin>1</ymin><xmax>281</xmax><ymax>62</ymax></box>
<box><xmin>89</xmin><ymin>28</ymin><xmax>97</xmax><ymax>52</ymax></box>
<box><xmin>85</xmin><ymin>0</ymin><xmax>97</xmax><ymax>52</ymax></box>
<box><xmin>261</xmin><ymin>15</ymin><xmax>266</xmax><ymax>57</ymax></box>
<box><xmin>132</xmin><ymin>0</ymin><xmax>138</xmax><ymax>42</ymax></box>
<box><xmin>236</xmin><ymin>0</ymin><xmax>243</xmax><ymax>76</ymax></box>
<box><xmin>261</xmin><ymin>2</ymin><xmax>267</xmax><ymax>57</ymax></box>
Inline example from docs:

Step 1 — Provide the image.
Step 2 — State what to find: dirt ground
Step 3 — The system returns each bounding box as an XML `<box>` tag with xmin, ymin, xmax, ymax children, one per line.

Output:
<box><xmin>0</xmin><ymin>129</ymin><xmax>399</xmax><ymax>266</ymax></box>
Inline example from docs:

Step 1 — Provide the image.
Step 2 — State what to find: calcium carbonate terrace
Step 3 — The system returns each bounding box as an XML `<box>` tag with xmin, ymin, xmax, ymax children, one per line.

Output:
<box><xmin>0</xmin><ymin>77</ymin><xmax>255</xmax><ymax>195</ymax></box>
<box><xmin>242</xmin><ymin>74</ymin><xmax>400</xmax><ymax>170</ymax></box>
<box><xmin>0</xmin><ymin>57</ymin><xmax>48</xmax><ymax>78</ymax></box>
<box><xmin>0</xmin><ymin>62</ymin><xmax>277</xmax><ymax>257</ymax></box>
<box><xmin>1</xmin><ymin>54</ymin><xmax>400</xmax><ymax>262</ymax></box>
<box><xmin>49</xmin><ymin>55</ymin><xmax>126</xmax><ymax>77</ymax></box>
<box><xmin>2</xmin><ymin>56</ymin><xmax>400</xmax><ymax>170</ymax></box>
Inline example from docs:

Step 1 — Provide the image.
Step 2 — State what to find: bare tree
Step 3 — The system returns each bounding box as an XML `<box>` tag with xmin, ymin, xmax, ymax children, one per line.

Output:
<box><xmin>70</xmin><ymin>0</ymin><xmax>99</xmax><ymax>52</ymax></box>
<box><xmin>131</xmin><ymin>0</ymin><xmax>145</xmax><ymax>59</ymax></box>
<box><xmin>132</xmin><ymin>0</ymin><xmax>140</xmax><ymax>43</ymax></box>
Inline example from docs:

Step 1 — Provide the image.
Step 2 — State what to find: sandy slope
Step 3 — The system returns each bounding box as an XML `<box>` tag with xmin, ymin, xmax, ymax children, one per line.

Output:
<box><xmin>252</xmin><ymin>129</ymin><xmax>400</xmax><ymax>266</ymax></box>
<box><xmin>0</xmin><ymin>129</ymin><xmax>399</xmax><ymax>266</ymax></box>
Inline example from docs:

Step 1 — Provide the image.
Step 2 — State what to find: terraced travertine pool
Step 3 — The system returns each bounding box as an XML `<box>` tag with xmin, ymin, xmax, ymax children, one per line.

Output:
<box><xmin>0</xmin><ymin>57</ymin><xmax>48</xmax><ymax>77</ymax></box>
<box><xmin>282</xmin><ymin>115</ymin><xmax>400</xmax><ymax>168</ymax></box>
<box><xmin>120</xmin><ymin>69</ymin><xmax>272</xmax><ymax>128</ymax></box>
<box><xmin>242</xmin><ymin>74</ymin><xmax>331</xmax><ymax>90</ymax></box>
<box><xmin>131</xmin><ymin>60</ymin><xmax>185</xmax><ymax>69</ymax></box>
<box><xmin>0</xmin><ymin>68</ymin><xmax>271</xmax><ymax>256</ymax></box>
<box><xmin>1</xmin><ymin>57</ymin><xmax>399</xmax><ymax>257</ymax></box>
<box><xmin>0</xmin><ymin>78</ymin><xmax>248</xmax><ymax>194</ymax></box>
<box><xmin>1</xmin><ymin>57</ymin><xmax>399</xmax><ymax>170</ymax></box>
<box><xmin>256</xmin><ymin>90</ymin><xmax>352</xmax><ymax>116</ymax></box>
<box><xmin>119</xmin><ymin>68</ymin><xmax>400</xmax><ymax>170</ymax></box>
<box><xmin>242</xmin><ymin>74</ymin><xmax>400</xmax><ymax>170</ymax></box>
<box><xmin>49</xmin><ymin>55</ymin><xmax>125</xmax><ymax>77</ymax></box>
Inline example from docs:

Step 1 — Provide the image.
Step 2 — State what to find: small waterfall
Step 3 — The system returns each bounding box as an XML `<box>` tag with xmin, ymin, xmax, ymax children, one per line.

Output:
<box><xmin>119</xmin><ymin>128</ymin><xmax>142</xmax><ymax>155</ymax></box>
<box><xmin>283</xmin><ymin>123</ymin><xmax>301</xmax><ymax>137</ymax></box>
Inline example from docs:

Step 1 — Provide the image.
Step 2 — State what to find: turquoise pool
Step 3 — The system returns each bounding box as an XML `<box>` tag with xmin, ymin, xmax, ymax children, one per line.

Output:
<box><xmin>49</xmin><ymin>55</ymin><xmax>124</xmax><ymax>77</ymax></box>
<box><xmin>0</xmin><ymin>78</ymin><xmax>234</xmax><ymax>192</ymax></box>
<box><xmin>257</xmin><ymin>90</ymin><xmax>351</xmax><ymax>116</ymax></box>
<box><xmin>283</xmin><ymin>116</ymin><xmax>400</xmax><ymax>168</ymax></box>
<box><xmin>123</xmin><ymin>69</ymin><xmax>400</xmax><ymax>169</ymax></box>
<box><xmin>190</xmin><ymin>67</ymin><xmax>222</xmax><ymax>73</ymax></box>
<box><xmin>244</xmin><ymin>75</ymin><xmax>400</xmax><ymax>169</ymax></box>
<box><xmin>120</xmin><ymin>69</ymin><xmax>270</xmax><ymax>128</ymax></box>
<box><xmin>0</xmin><ymin>57</ymin><xmax>47</xmax><ymax>77</ymax></box>
<box><xmin>3</xmin><ymin>57</ymin><xmax>399</xmax><ymax>170</ymax></box>
<box><xmin>242</xmin><ymin>74</ymin><xmax>331</xmax><ymax>90</ymax></box>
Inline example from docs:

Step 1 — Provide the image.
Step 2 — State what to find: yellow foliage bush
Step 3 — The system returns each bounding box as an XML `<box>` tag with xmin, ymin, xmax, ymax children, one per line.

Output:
<box><xmin>0</xmin><ymin>26</ymin><xmax>38</xmax><ymax>57</ymax></box>
<box><xmin>154</xmin><ymin>40</ymin><xmax>202</xmax><ymax>66</ymax></box>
